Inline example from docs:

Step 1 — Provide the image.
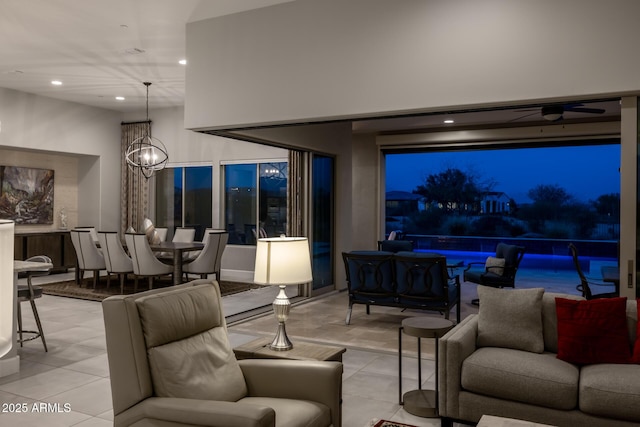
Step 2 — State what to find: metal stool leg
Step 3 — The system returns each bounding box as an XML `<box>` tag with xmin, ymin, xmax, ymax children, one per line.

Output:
<box><xmin>29</xmin><ymin>298</ymin><xmax>47</xmax><ymax>352</ymax></box>
<box><xmin>17</xmin><ymin>301</ymin><xmax>23</xmax><ymax>347</ymax></box>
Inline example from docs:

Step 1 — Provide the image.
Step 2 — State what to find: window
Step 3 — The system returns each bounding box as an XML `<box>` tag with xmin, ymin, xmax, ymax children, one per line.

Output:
<box><xmin>224</xmin><ymin>162</ymin><xmax>287</xmax><ymax>245</ymax></box>
<box><xmin>155</xmin><ymin>166</ymin><xmax>212</xmax><ymax>240</ymax></box>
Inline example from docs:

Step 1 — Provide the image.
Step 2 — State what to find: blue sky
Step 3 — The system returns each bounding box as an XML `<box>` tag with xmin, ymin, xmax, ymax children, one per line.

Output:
<box><xmin>385</xmin><ymin>144</ymin><xmax>620</xmax><ymax>204</ymax></box>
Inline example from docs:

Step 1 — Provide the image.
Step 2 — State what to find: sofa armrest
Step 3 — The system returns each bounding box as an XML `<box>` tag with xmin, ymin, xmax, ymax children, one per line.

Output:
<box><xmin>239</xmin><ymin>359</ymin><xmax>343</xmax><ymax>427</ymax></box>
<box><xmin>114</xmin><ymin>396</ymin><xmax>275</xmax><ymax>427</ymax></box>
<box><xmin>438</xmin><ymin>314</ymin><xmax>479</xmax><ymax>420</ymax></box>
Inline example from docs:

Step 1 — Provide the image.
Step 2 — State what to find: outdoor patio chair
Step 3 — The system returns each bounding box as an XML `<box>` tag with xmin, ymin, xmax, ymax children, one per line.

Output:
<box><xmin>464</xmin><ymin>242</ymin><xmax>525</xmax><ymax>305</ymax></box>
<box><xmin>568</xmin><ymin>243</ymin><xmax>618</xmax><ymax>300</ymax></box>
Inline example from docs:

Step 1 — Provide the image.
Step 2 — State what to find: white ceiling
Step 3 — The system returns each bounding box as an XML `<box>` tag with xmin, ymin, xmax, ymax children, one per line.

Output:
<box><xmin>0</xmin><ymin>0</ymin><xmax>294</xmax><ymax>113</ymax></box>
<box><xmin>0</xmin><ymin>0</ymin><xmax>622</xmax><ymax>131</ymax></box>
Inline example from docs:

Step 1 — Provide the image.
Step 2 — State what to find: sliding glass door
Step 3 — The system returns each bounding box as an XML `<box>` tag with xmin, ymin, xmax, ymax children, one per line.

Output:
<box><xmin>311</xmin><ymin>154</ymin><xmax>334</xmax><ymax>291</ymax></box>
<box><xmin>155</xmin><ymin>165</ymin><xmax>212</xmax><ymax>240</ymax></box>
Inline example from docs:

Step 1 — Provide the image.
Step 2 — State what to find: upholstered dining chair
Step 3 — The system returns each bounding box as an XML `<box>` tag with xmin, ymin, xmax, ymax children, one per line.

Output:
<box><xmin>125</xmin><ymin>233</ymin><xmax>173</xmax><ymax>291</ymax></box>
<box><xmin>183</xmin><ymin>231</ymin><xmax>229</xmax><ymax>281</ymax></box>
<box><xmin>154</xmin><ymin>227</ymin><xmax>168</xmax><ymax>242</ymax></box>
<box><xmin>98</xmin><ymin>231</ymin><xmax>133</xmax><ymax>294</ymax></box>
<box><xmin>75</xmin><ymin>226</ymin><xmax>99</xmax><ymax>244</ymax></box>
<box><xmin>172</xmin><ymin>227</ymin><xmax>195</xmax><ymax>243</ymax></box>
<box><xmin>70</xmin><ymin>229</ymin><xmax>107</xmax><ymax>289</ymax></box>
<box><xmin>17</xmin><ymin>255</ymin><xmax>52</xmax><ymax>352</ymax></box>
<box><xmin>102</xmin><ymin>279</ymin><xmax>343</xmax><ymax>427</ymax></box>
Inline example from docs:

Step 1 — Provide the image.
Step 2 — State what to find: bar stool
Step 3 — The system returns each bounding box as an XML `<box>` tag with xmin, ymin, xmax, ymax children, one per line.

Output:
<box><xmin>399</xmin><ymin>316</ymin><xmax>454</xmax><ymax>417</ymax></box>
<box><xmin>17</xmin><ymin>255</ymin><xmax>52</xmax><ymax>352</ymax></box>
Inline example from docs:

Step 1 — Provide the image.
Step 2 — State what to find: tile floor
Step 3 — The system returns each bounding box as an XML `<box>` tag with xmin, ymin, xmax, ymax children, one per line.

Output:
<box><xmin>0</xmin><ymin>266</ymin><xmax>588</xmax><ymax>427</ymax></box>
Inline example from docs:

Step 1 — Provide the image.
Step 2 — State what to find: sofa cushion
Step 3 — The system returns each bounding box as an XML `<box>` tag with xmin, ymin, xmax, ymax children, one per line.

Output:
<box><xmin>580</xmin><ymin>363</ymin><xmax>640</xmax><ymax>422</ymax></box>
<box><xmin>556</xmin><ymin>297</ymin><xmax>631</xmax><ymax>365</ymax></box>
<box><xmin>240</xmin><ymin>397</ymin><xmax>330</xmax><ymax>427</ymax></box>
<box><xmin>477</xmin><ymin>287</ymin><xmax>545</xmax><ymax>353</ymax></box>
<box><xmin>461</xmin><ymin>347</ymin><xmax>579</xmax><ymax>410</ymax></box>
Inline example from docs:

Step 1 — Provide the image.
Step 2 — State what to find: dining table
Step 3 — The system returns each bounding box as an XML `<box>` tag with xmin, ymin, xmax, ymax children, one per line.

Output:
<box><xmin>150</xmin><ymin>241</ymin><xmax>204</xmax><ymax>285</ymax></box>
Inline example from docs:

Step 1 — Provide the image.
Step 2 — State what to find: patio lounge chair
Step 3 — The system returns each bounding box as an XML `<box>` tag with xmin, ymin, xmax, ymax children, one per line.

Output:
<box><xmin>464</xmin><ymin>242</ymin><xmax>526</xmax><ymax>305</ymax></box>
<box><xmin>568</xmin><ymin>242</ymin><xmax>618</xmax><ymax>300</ymax></box>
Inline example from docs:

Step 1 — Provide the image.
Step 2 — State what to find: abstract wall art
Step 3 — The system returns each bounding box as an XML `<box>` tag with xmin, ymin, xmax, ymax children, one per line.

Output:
<box><xmin>0</xmin><ymin>166</ymin><xmax>54</xmax><ymax>224</ymax></box>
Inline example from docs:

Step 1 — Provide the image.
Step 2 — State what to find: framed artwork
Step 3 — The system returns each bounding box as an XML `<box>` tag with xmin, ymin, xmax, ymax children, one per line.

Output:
<box><xmin>0</xmin><ymin>166</ymin><xmax>54</xmax><ymax>224</ymax></box>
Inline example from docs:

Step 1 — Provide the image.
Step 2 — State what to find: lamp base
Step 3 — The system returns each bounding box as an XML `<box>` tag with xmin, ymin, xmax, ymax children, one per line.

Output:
<box><xmin>269</xmin><ymin>322</ymin><xmax>293</xmax><ymax>351</ymax></box>
<box><xmin>269</xmin><ymin>285</ymin><xmax>293</xmax><ymax>351</ymax></box>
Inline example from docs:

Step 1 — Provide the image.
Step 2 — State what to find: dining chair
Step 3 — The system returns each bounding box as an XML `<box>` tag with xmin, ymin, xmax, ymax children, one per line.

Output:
<box><xmin>17</xmin><ymin>255</ymin><xmax>52</xmax><ymax>352</ymax></box>
<box><xmin>70</xmin><ymin>229</ymin><xmax>107</xmax><ymax>289</ymax></box>
<box><xmin>125</xmin><ymin>233</ymin><xmax>173</xmax><ymax>291</ymax></box>
<box><xmin>157</xmin><ymin>227</ymin><xmax>196</xmax><ymax>261</ymax></box>
<box><xmin>183</xmin><ymin>231</ymin><xmax>229</xmax><ymax>281</ymax></box>
<box><xmin>98</xmin><ymin>231</ymin><xmax>134</xmax><ymax>294</ymax></box>
<box><xmin>74</xmin><ymin>226</ymin><xmax>99</xmax><ymax>245</ymax></box>
<box><xmin>172</xmin><ymin>227</ymin><xmax>195</xmax><ymax>242</ymax></box>
<box><xmin>155</xmin><ymin>227</ymin><xmax>168</xmax><ymax>242</ymax></box>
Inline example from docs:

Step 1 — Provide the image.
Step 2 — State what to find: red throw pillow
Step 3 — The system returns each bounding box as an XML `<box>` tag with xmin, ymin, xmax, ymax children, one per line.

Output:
<box><xmin>556</xmin><ymin>297</ymin><xmax>630</xmax><ymax>365</ymax></box>
<box><xmin>631</xmin><ymin>300</ymin><xmax>640</xmax><ymax>363</ymax></box>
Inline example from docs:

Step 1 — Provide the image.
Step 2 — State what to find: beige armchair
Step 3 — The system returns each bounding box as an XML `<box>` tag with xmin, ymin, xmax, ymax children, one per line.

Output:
<box><xmin>102</xmin><ymin>279</ymin><xmax>343</xmax><ymax>427</ymax></box>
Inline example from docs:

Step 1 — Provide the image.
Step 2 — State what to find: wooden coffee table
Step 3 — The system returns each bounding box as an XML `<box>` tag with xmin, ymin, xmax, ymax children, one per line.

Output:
<box><xmin>234</xmin><ymin>336</ymin><xmax>346</xmax><ymax>362</ymax></box>
<box><xmin>477</xmin><ymin>415</ymin><xmax>556</xmax><ymax>427</ymax></box>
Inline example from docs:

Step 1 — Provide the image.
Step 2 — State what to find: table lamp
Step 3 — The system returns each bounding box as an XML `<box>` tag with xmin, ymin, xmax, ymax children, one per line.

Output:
<box><xmin>253</xmin><ymin>236</ymin><xmax>312</xmax><ymax>351</ymax></box>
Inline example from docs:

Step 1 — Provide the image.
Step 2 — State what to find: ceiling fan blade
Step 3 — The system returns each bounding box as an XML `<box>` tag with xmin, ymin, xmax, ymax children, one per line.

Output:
<box><xmin>508</xmin><ymin>111</ymin><xmax>539</xmax><ymax>122</ymax></box>
<box><xmin>512</xmin><ymin>108</ymin><xmax>539</xmax><ymax>113</ymax></box>
<box><xmin>564</xmin><ymin>106</ymin><xmax>605</xmax><ymax>114</ymax></box>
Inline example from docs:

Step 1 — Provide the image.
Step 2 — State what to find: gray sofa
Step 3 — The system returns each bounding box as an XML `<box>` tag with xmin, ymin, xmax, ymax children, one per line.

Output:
<box><xmin>439</xmin><ymin>289</ymin><xmax>640</xmax><ymax>427</ymax></box>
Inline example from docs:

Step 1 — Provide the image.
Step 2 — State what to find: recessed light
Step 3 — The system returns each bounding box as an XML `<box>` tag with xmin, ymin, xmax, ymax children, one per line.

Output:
<box><xmin>444</xmin><ymin>119</ymin><xmax>454</xmax><ymax>124</ymax></box>
<box><xmin>51</xmin><ymin>80</ymin><xmax>62</xmax><ymax>86</ymax></box>
<box><xmin>178</xmin><ymin>59</ymin><xmax>187</xmax><ymax>65</ymax></box>
<box><xmin>115</xmin><ymin>96</ymin><xmax>125</xmax><ymax>101</ymax></box>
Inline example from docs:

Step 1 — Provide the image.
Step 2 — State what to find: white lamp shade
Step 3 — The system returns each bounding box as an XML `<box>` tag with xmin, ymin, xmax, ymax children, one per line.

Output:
<box><xmin>254</xmin><ymin>237</ymin><xmax>312</xmax><ymax>285</ymax></box>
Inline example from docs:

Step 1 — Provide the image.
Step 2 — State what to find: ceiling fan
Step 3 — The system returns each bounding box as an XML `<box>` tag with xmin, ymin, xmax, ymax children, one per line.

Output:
<box><xmin>510</xmin><ymin>103</ymin><xmax>606</xmax><ymax>122</ymax></box>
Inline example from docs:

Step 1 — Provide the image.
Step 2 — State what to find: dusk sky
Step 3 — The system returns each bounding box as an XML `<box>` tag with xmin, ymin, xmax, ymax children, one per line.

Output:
<box><xmin>385</xmin><ymin>144</ymin><xmax>620</xmax><ymax>204</ymax></box>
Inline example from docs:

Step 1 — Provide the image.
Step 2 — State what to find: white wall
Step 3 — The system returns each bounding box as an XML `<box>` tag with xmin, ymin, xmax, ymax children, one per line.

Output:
<box><xmin>0</xmin><ymin>88</ymin><xmax>121</xmax><ymax>231</ymax></box>
<box><xmin>185</xmin><ymin>0</ymin><xmax>640</xmax><ymax>131</ymax></box>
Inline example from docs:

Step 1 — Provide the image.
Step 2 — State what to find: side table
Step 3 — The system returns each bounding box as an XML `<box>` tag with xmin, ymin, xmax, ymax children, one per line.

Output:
<box><xmin>234</xmin><ymin>336</ymin><xmax>346</xmax><ymax>362</ymax></box>
<box><xmin>398</xmin><ymin>316</ymin><xmax>454</xmax><ymax>417</ymax></box>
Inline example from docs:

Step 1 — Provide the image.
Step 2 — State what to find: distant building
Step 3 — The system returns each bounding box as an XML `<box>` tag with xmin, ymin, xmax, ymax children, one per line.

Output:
<box><xmin>480</xmin><ymin>191</ymin><xmax>511</xmax><ymax>214</ymax></box>
<box><xmin>385</xmin><ymin>191</ymin><xmax>425</xmax><ymax>216</ymax></box>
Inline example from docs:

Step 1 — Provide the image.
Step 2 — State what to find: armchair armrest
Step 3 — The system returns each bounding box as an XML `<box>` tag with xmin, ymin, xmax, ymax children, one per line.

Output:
<box><xmin>115</xmin><ymin>396</ymin><xmax>275</xmax><ymax>427</ymax></box>
<box><xmin>438</xmin><ymin>314</ymin><xmax>479</xmax><ymax>420</ymax></box>
<box><xmin>239</xmin><ymin>359</ymin><xmax>343</xmax><ymax>427</ymax></box>
<box><xmin>463</xmin><ymin>261</ymin><xmax>485</xmax><ymax>272</ymax></box>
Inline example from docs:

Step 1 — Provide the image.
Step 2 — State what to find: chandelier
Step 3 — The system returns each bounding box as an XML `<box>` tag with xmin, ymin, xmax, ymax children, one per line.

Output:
<box><xmin>125</xmin><ymin>82</ymin><xmax>168</xmax><ymax>179</ymax></box>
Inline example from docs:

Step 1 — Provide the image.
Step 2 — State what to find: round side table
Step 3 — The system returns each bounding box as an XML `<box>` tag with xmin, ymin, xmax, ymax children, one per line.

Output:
<box><xmin>398</xmin><ymin>316</ymin><xmax>454</xmax><ymax>418</ymax></box>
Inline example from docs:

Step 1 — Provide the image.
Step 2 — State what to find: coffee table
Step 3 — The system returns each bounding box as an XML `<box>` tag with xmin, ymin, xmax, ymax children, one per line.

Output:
<box><xmin>477</xmin><ymin>415</ymin><xmax>556</xmax><ymax>427</ymax></box>
<box><xmin>234</xmin><ymin>336</ymin><xmax>346</xmax><ymax>362</ymax></box>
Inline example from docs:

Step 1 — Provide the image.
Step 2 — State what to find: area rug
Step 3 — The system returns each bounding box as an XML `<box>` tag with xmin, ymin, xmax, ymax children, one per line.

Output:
<box><xmin>367</xmin><ymin>420</ymin><xmax>418</xmax><ymax>427</ymax></box>
<box><xmin>40</xmin><ymin>277</ymin><xmax>260</xmax><ymax>302</ymax></box>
